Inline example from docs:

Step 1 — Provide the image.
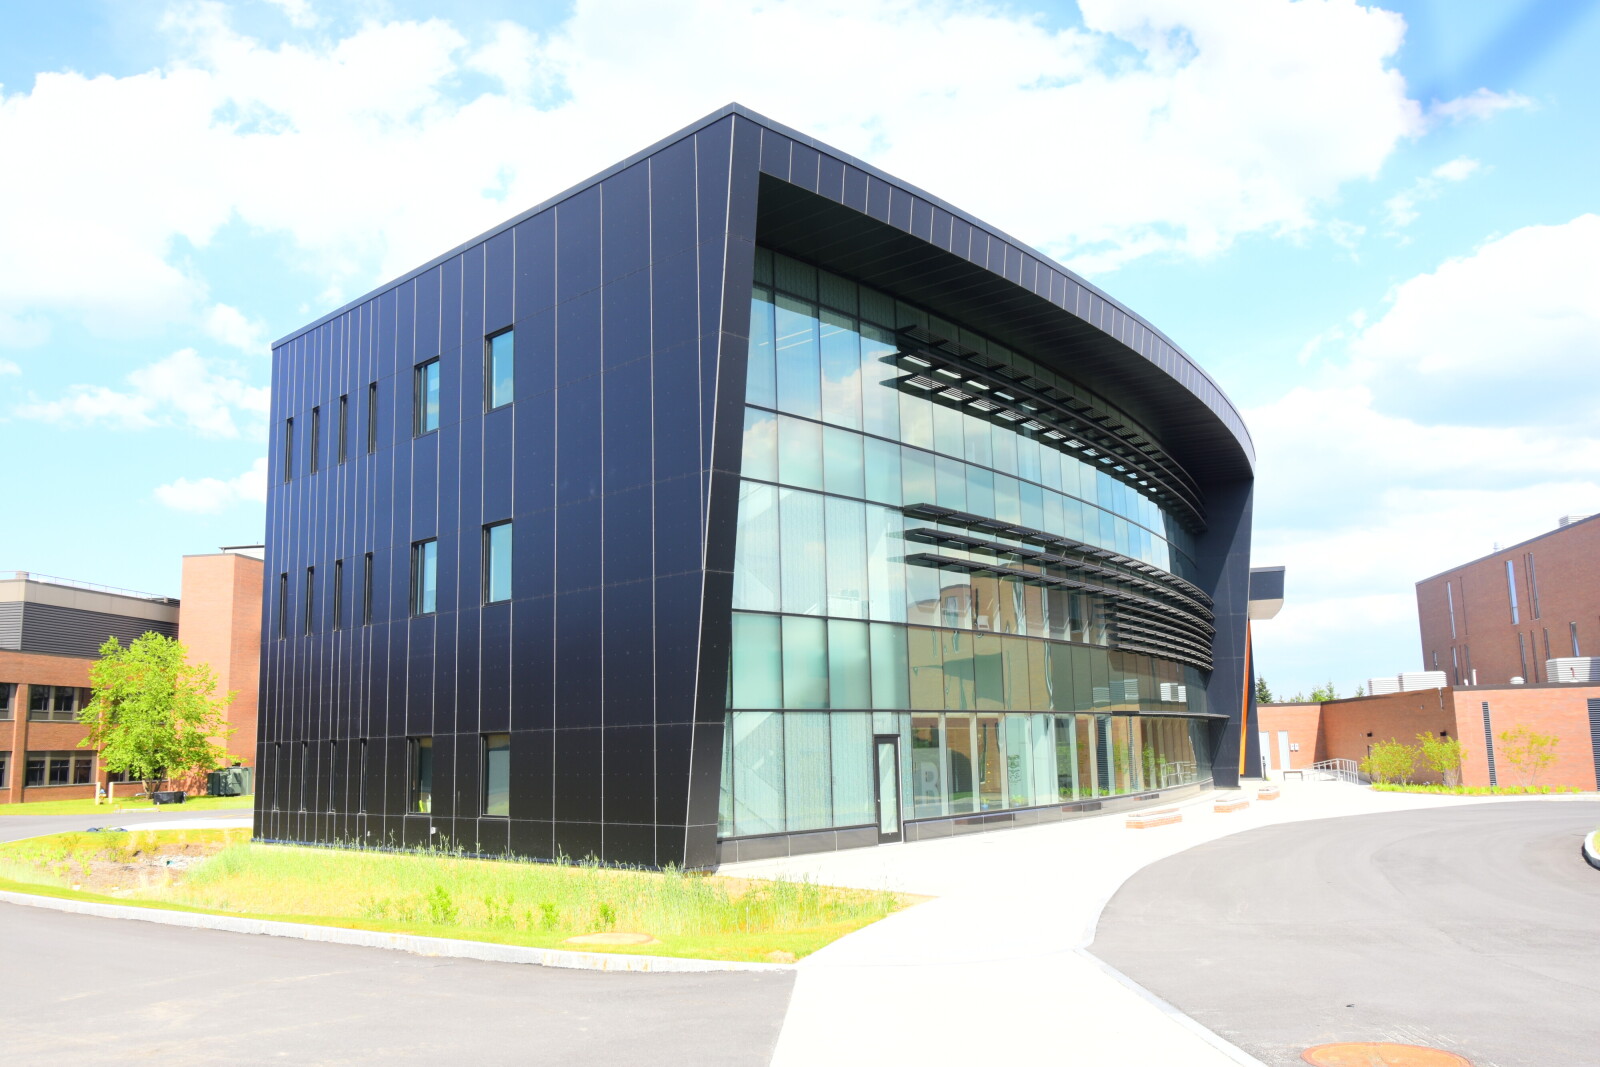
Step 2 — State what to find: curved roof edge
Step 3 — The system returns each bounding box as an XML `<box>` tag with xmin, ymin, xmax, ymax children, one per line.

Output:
<box><xmin>272</xmin><ymin>102</ymin><xmax>1253</xmax><ymax>471</ymax></box>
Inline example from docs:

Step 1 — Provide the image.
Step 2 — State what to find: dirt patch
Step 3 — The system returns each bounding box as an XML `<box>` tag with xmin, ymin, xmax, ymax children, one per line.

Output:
<box><xmin>32</xmin><ymin>839</ymin><xmax>229</xmax><ymax>896</ymax></box>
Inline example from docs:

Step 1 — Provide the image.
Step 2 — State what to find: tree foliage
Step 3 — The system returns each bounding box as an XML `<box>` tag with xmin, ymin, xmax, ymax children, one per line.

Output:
<box><xmin>1359</xmin><ymin>739</ymin><xmax>1417</xmax><ymax>784</ymax></box>
<box><xmin>77</xmin><ymin>633</ymin><xmax>236</xmax><ymax>792</ymax></box>
<box><xmin>1497</xmin><ymin>724</ymin><xmax>1559</xmax><ymax>787</ymax></box>
<box><xmin>1254</xmin><ymin>677</ymin><xmax>1274</xmax><ymax>704</ymax></box>
<box><xmin>1310</xmin><ymin>680</ymin><xmax>1339</xmax><ymax>702</ymax></box>
<box><xmin>1415</xmin><ymin>732</ymin><xmax>1465</xmax><ymax>787</ymax></box>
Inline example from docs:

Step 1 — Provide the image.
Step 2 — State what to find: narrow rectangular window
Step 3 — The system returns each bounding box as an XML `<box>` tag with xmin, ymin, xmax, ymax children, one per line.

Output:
<box><xmin>337</xmin><ymin>394</ymin><xmax>349</xmax><ymax>464</ymax></box>
<box><xmin>298</xmin><ymin>740</ymin><xmax>309</xmax><ymax>812</ymax></box>
<box><xmin>278</xmin><ymin>573</ymin><xmax>288</xmax><ymax>639</ymax></box>
<box><xmin>1445</xmin><ymin>581</ymin><xmax>1457</xmax><ymax>639</ymax></box>
<box><xmin>327</xmin><ymin>739</ymin><xmax>339</xmax><ymax>812</ymax></box>
<box><xmin>1542</xmin><ymin>627</ymin><xmax>1551</xmax><ymax>663</ymax></box>
<box><xmin>1431</xmin><ymin>650</ymin><xmax>1438</xmax><ymax>670</ymax></box>
<box><xmin>486</xmin><ymin>329</ymin><xmax>514</xmax><ymax>410</ymax></box>
<box><xmin>282</xmin><ymin>417</ymin><xmax>294</xmax><ymax>481</ymax></box>
<box><xmin>1450</xmin><ymin>646</ymin><xmax>1459</xmax><ymax>685</ymax></box>
<box><xmin>1573</xmin><ymin>622</ymin><xmax>1582</xmax><ymax>657</ymax></box>
<box><xmin>482</xmin><ymin>733</ymin><xmax>510</xmax><ymax>816</ymax></box>
<box><xmin>1517</xmin><ymin>631</ymin><xmax>1528</xmax><ymax>681</ymax></box>
<box><xmin>362</xmin><ymin>552</ymin><xmax>374</xmax><ymax>625</ymax></box>
<box><xmin>332</xmin><ymin>559</ymin><xmax>344</xmax><ymax>631</ymax></box>
<box><xmin>414</xmin><ymin>358</ymin><xmax>441</xmax><ymax>435</ymax></box>
<box><xmin>0</xmin><ymin>751</ymin><xmax>8</xmax><ymax>790</ymax></box>
<box><xmin>410</xmin><ymin>539</ymin><xmax>438</xmax><ymax>615</ymax></box>
<box><xmin>303</xmin><ymin>566</ymin><xmax>315</xmax><ymax>634</ymax></box>
<box><xmin>484</xmin><ymin>521</ymin><xmax>512</xmax><ymax>603</ymax></box>
<box><xmin>1505</xmin><ymin>560</ymin><xmax>1519</xmax><ymax>624</ymax></box>
<box><xmin>1526</xmin><ymin>553</ymin><xmax>1541</xmax><ymax>619</ymax></box>
<box><xmin>366</xmin><ymin>381</ymin><xmax>378</xmax><ymax>454</ymax></box>
<box><xmin>357</xmin><ymin>738</ymin><xmax>368</xmax><ymax>813</ymax></box>
<box><xmin>309</xmin><ymin>406</ymin><xmax>321</xmax><ymax>473</ymax></box>
<box><xmin>409</xmin><ymin>737</ymin><xmax>433</xmax><ymax>813</ymax></box>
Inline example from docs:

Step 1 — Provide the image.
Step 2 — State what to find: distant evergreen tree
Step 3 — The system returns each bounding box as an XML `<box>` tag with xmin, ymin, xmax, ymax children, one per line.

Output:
<box><xmin>1254</xmin><ymin>677</ymin><xmax>1274</xmax><ymax>704</ymax></box>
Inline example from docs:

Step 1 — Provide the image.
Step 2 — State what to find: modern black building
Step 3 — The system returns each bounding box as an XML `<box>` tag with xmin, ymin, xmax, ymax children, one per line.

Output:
<box><xmin>257</xmin><ymin>104</ymin><xmax>1259</xmax><ymax>868</ymax></box>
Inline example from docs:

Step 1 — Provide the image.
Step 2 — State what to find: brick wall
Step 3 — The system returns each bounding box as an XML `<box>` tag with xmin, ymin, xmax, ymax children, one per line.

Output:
<box><xmin>1451</xmin><ymin>684</ymin><xmax>1600</xmax><ymax>790</ymax></box>
<box><xmin>1255</xmin><ymin>702</ymin><xmax>1325</xmax><ymax>768</ymax></box>
<box><xmin>0</xmin><ymin>650</ymin><xmax>96</xmax><ymax>804</ymax></box>
<box><xmin>1319</xmin><ymin>690</ymin><xmax>1458</xmax><ymax>785</ymax></box>
<box><xmin>178</xmin><ymin>554</ymin><xmax>262</xmax><ymax>768</ymax></box>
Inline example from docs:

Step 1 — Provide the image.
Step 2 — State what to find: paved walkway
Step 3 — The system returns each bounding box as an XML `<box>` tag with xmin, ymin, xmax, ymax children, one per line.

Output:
<box><xmin>720</xmin><ymin>782</ymin><xmax>1595</xmax><ymax>1066</ymax></box>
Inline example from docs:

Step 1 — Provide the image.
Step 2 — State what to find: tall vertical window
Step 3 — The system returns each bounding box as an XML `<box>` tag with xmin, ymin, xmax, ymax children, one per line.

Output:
<box><xmin>482</xmin><ymin>733</ymin><xmax>510</xmax><ymax>816</ymax></box>
<box><xmin>282</xmin><ymin>417</ymin><xmax>294</xmax><ymax>481</ymax></box>
<box><xmin>1542</xmin><ymin>627</ymin><xmax>1551</xmax><ymax>662</ymax></box>
<box><xmin>0</xmin><ymin>751</ymin><xmax>8</xmax><ymax>790</ymax></box>
<box><xmin>309</xmin><ymin>406</ymin><xmax>321</xmax><ymax>473</ymax></box>
<box><xmin>1505</xmin><ymin>560</ymin><xmax>1519</xmax><ymax>624</ymax></box>
<box><xmin>410</xmin><ymin>539</ymin><xmax>438</xmax><ymax>615</ymax></box>
<box><xmin>0</xmin><ymin>682</ymin><xmax>12</xmax><ymax>720</ymax></box>
<box><xmin>1451</xmin><ymin>646</ymin><xmax>1459</xmax><ymax>685</ymax></box>
<box><xmin>332</xmin><ymin>559</ymin><xmax>344</xmax><ymax>631</ymax></box>
<box><xmin>484</xmin><ymin>521</ymin><xmax>512</xmax><ymax>603</ymax></box>
<box><xmin>298</xmin><ymin>741</ymin><xmax>309</xmax><ymax>811</ymax></box>
<box><xmin>362</xmin><ymin>552</ymin><xmax>374</xmax><ymax>625</ymax></box>
<box><xmin>366</xmin><ymin>381</ymin><xmax>378</xmax><ymax>454</ymax></box>
<box><xmin>1525</xmin><ymin>553</ymin><xmax>1541</xmax><ymax>619</ymax></box>
<box><xmin>1517</xmin><ymin>632</ymin><xmax>1528</xmax><ymax>681</ymax></box>
<box><xmin>409</xmin><ymin>737</ymin><xmax>433</xmax><ymax>813</ymax></box>
<box><xmin>1445</xmin><ymin>581</ymin><xmax>1457</xmax><ymax>639</ymax></box>
<box><xmin>415</xmin><ymin>358</ymin><xmax>441</xmax><ymax>435</ymax></box>
<box><xmin>303</xmin><ymin>566</ymin><xmax>315</xmax><ymax>634</ymax></box>
<box><xmin>357</xmin><ymin>738</ymin><xmax>368</xmax><ymax>813</ymax></box>
<box><xmin>1573</xmin><ymin>622</ymin><xmax>1582</xmax><ymax>657</ymax></box>
<box><xmin>337</xmin><ymin>394</ymin><xmax>349</xmax><ymax>464</ymax></box>
<box><xmin>278</xmin><ymin>572</ymin><xmax>288</xmax><ymax>639</ymax></box>
<box><xmin>486</xmin><ymin>329</ymin><xmax>514</xmax><ymax>410</ymax></box>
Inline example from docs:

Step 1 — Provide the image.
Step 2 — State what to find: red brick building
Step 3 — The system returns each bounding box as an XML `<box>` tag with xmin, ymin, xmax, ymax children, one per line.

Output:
<box><xmin>0</xmin><ymin>552</ymin><xmax>262</xmax><ymax>804</ymax></box>
<box><xmin>1256</xmin><ymin>683</ymin><xmax>1600</xmax><ymax>789</ymax></box>
<box><xmin>1416</xmin><ymin>514</ymin><xmax>1600</xmax><ymax>686</ymax></box>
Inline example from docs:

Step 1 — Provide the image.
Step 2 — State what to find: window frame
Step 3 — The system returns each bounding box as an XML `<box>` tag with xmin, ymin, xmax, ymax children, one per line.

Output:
<box><xmin>303</xmin><ymin>566</ymin><xmax>315</xmax><ymax>635</ymax></box>
<box><xmin>366</xmin><ymin>381</ymin><xmax>378</xmax><ymax>454</ymax></box>
<box><xmin>282</xmin><ymin>417</ymin><xmax>294</xmax><ymax>481</ymax></box>
<box><xmin>332</xmin><ymin>558</ymin><xmax>344</xmax><ymax>631</ymax></box>
<box><xmin>277</xmin><ymin>572</ymin><xmax>288</xmax><ymax>639</ymax></box>
<box><xmin>337</xmin><ymin>393</ymin><xmax>349</xmax><ymax>465</ymax></box>
<box><xmin>483</xmin><ymin>520</ymin><xmax>513</xmax><ymax>604</ymax></box>
<box><xmin>408</xmin><ymin>736</ymin><xmax>433</xmax><ymax>814</ymax></box>
<box><xmin>485</xmin><ymin>328</ymin><xmax>514</xmax><ymax>411</ymax></box>
<box><xmin>362</xmin><ymin>552</ymin><xmax>374</xmax><ymax>625</ymax></box>
<box><xmin>410</xmin><ymin>539</ymin><xmax>438</xmax><ymax>616</ymax></box>
<box><xmin>414</xmin><ymin>358</ymin><xmax>441</xmax><ymax>436</ymax></box>
<box><xmin>309</xmin><ymin>405</ymin><xmax>321</xmax><ymax>473</ymax></box>
<box><xmin>482</xmin><ymin>733</ymin><xmax>511</xmax><ymax>817</ymax></box>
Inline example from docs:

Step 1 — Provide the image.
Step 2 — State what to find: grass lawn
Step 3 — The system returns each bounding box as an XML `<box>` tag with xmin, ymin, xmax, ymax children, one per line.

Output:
<box><xmin>0</xmin><ymin>829</ymin><xmax>910</xmax><ymax>963</ymax></box>
<box><xmin>0</xmin><ymin>795</ymin><xmax>254</xmax><ymax>817</ymax></box>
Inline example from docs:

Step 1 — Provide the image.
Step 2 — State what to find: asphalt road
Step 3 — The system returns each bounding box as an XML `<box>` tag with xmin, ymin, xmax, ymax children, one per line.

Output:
<box><xmin>0</xmin><ymin>809</ymin><xmax>254</xmax><ymax>844</ymax></box>
<box><xmin>0</xmin><ymin>903</ymin><xmax>794</xmax><ymax>1065</ymax></box>
<box><xmin>1092</xmin><ymin>801</ymin><xmax>1600</xmax><ymax>1067</ymax></box>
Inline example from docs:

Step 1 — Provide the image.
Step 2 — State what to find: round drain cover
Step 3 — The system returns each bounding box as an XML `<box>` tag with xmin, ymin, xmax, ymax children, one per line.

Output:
<box><xmin>1302</xmin><ymin>1043</ymin><xmax>1472</xmax><ymax>1067</ymax></box>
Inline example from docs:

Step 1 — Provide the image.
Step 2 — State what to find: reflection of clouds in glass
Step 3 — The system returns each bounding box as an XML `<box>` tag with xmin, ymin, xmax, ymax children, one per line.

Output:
<box><xmin>741</xmin><ymin>414</ymin><xmax>779</xmax><ymax>475</ymax></box>
<box><xmin>820</xmin><ymin>364</ymin><xmax>865</xmax><ymax>421</ymax></box>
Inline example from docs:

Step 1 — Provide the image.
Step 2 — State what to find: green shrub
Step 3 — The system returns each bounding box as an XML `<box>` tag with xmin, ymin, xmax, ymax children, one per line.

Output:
<box><xmin>1361</xmin><ymin>739</ymin><xmax>1418</xmax><ymax>784</ymax></box>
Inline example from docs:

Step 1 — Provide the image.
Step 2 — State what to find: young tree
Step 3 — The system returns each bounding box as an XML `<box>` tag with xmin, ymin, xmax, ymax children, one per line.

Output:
<box><xmin>1416</xmin><ymin>732</ymin><xmax>1465</xmax><ymax>787</ymax></box>
<box><xmin>1497</xmin><ymin>724</ymin><xmax>1559</xmax><ymax>787</ymax></box>
<box><xmin>1359</xmin><ymin>739</ymin><xmax>1417</xmax><ymax>784</ymax></box>
<box><xmin>1310</xmin><ymin>680</ymin><xmax>1339</xmax><ymax>702</ymax></box>
<box><xmin>1255</xmin><ymin>677</ymin><xmax>1274</xmax><ymax>704</ymax></box>
<box><xmin>78</xmin><ymin>633</ymin><xmax>237</xmax><ymax>795</ymax></box>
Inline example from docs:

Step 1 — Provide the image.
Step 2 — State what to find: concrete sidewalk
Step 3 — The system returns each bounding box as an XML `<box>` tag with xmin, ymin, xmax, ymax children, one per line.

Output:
<box><xmin>721</xmin><ymin>781</ymin><xmax>1581</xmax><ymax>1066</ymax></box>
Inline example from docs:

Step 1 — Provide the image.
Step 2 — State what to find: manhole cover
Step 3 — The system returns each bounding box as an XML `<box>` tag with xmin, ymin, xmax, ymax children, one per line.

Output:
<box><xmin>1302</xmin><ymin>1043</ymin><xmax>1472</xmax><ymax>1067</ymax></box>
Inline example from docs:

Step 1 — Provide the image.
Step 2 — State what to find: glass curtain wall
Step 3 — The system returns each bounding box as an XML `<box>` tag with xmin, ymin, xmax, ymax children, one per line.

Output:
<box><xmin>721</xmin><ymin>247</ymin><xmax>1213</xmax><ymax>841</ymax></box>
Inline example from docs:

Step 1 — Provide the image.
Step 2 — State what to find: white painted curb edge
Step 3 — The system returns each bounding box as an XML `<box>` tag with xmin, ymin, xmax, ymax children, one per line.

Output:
<box><xmin>0</xmin><ymin>890</ymin><xmax>790</xmax><ymax>974</ymax></box>
<box><xmin>1584</xmin><ymin>830</ymin><xmax>1600</xmax><ymax>872</ymax></box>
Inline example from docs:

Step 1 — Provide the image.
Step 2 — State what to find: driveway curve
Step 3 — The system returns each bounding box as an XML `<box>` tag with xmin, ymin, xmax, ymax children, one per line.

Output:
<box><xmin>1091</xmin><ymin>800</ymin><xmax>1600</xmax><ymax>1067</ymax></box>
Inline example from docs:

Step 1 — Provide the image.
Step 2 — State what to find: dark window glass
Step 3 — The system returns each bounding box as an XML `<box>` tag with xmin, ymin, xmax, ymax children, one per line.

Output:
<box><xmin>487</xmin><ymin>329</ymin><xmax>514</xmax><ymax>410</ymax></box>
<box><xmin>72</xmin><ymin>755</ymin><xmax>92</xmax><ymax>785</ymax></box>
<box><xmin>483</xmin><ymin>733</ymin><xmax>510</xmax><ymax>816</ymax></box>
<box><xmin>282</xmin><ymin>417</ymin><xmax>294</xmax><ymax>481</ymax></box>
<box><xmin>410</xmin><ymin>737</ymin><xmax>433</xmax><ymax>813</ymax></box>
<box><xmin>358</xmin><ymin>738</ymin><xmax>368</xmax><ymax>813</ymax></box>
<box><xmin>278</xmin><ymin>572</ymin><xmax>288</xmax><ymax>639</ymax></box>
<box><xmin>299</xmin><ymin>740</ymin><xmax>308</xmax><ymax>811</ymax></box>
<box><xmin>415</xmin><ymin>359</ymin><xmax>441</xmax><ymax>435</ymax></box>
<box><xmin>332</xmin><ymin>559</ymin><xmax>344</xmax><ymax>631</ymax></box>
<box><xmin>25</xmin><ymin>754</ymin><xmax>45</xmax><ymax>787</ymax></box>
<box><xmin>411</xmin><ymin>540</ymin><xmax>438</xmax><ymax>615</ymax></box>
<box><xmin>338</xmin><ymin>394</ymin><xmax>349</xmax><ymax>464</ymax></box>
<box><xmin>484</xmin><ymin>522</ymin><xmax>512</xmax><ymax>603</ymax></box>
<box><xmin>309</xmin><ymin>406</ymin><xmax>321</xmax><ymax>473</ymax></box>
<box><xmin>0</xmin><ymin>751</ymin><xmax>8</xmax><ymax>789</ymax></box>
<box><xmin>0</xmin><ymin>682</ymin><xmax>12</xmax><ymax>720</ymax></box>
<box><xmin>303</xmin><ymin>567</ymin><xmax>315</xmax><ymax>634</ymax></box>
<box><xmin>362</xmin><ymin>552</ymin><xmax>373</xmax><ymax>625</ymax></box>
<box><xmin>366</xmin><ymin>381</ymin><xmax>378</xmax><ymax>454</ymax></box>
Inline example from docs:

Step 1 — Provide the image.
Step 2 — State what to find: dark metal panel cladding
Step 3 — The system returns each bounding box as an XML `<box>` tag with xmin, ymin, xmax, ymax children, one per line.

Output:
<box><xmin>0</xmin><ymin>602</ymin><xmax>21</xmax><ymax>650</ymax></box>
<box><xmin>13</xmin><ymin>602</ymin><xmax>178</xmax><ymax>657</ymax></box>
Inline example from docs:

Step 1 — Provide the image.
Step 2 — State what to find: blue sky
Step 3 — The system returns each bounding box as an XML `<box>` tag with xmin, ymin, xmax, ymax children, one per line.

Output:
<box><xmin>2</xmin><ymin>0</ymin><xmax>1596</xmax><ymax>697</ymax></box>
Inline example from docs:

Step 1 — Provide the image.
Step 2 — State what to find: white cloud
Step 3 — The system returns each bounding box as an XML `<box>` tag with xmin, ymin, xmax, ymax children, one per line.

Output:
<box><xmin>202</xmin><ymin>303</ymin><xmax>268</xmax><ymax>353</ymax></box>
<box><xmin>261</xmin><ymin>0</ymin><xmax>318</xmax><ymax>30</ymax></box>
<box><xmin>154</xmin><ymin>456</ymin><xmax>268</xmax><ymax>512</ymax></box>
<box><xmin>1250</xmin><ymin>215</ymin><xmax>1600</xmax><ymax>693</ymax></box>
<box><xmin>1428</xmin><ymin>87</ymin><xmax>1533</xmax><ymax>125</ymax></box>
<box><xmin>15</xmin><ymin>348</ymin><xmax>269</xmax><ymax>437</ymax></box>
<box><xmin>1383</xmin><ymin>155</ymin><xmax>1481</xmax><ymax>229</ymax></box>
<box><xmin>0</xmin><ymin>358</ymin><xmax>19</xmax><ymax>375</ymax></box>
<box><xmin>0</xmin><ymin>0</ymin><xmax>1526</xmax><ymax>344</ymax></box>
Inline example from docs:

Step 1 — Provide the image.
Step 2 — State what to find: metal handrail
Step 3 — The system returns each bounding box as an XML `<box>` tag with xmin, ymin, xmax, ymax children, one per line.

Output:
<box><xmin>0</xmin><ymin>571</ymin><xmax>177</xmax><ymax>603</ymax></box>
<box><xmin>1306</xmin><ymin>758</ymin><xmax>1368</xmax><ymax>785</ymax></box>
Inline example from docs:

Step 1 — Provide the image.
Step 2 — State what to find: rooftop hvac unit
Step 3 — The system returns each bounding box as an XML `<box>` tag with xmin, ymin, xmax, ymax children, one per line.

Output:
<box><xmin>1545</xmin><ymin>657</ymin><xmax>1600</xmax><ymax>683</ymax></box>
<box><xmin>1557</xmin><ymin>515</ymin><xmax>1591</xmax><ymax>528</ymax></box>
<box><xmin>1365</xmin><ymin>671</ymin><xmax>1447</xmax><ymax>694</ymax></box>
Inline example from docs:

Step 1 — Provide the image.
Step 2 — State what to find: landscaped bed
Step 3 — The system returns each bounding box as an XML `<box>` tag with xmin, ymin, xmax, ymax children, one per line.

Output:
<box><xmin>0</xmin><ymin>829</ymin><xmax>910</xmax><ymax>962</ymax></box>
<box><xmin>1369</xmin><ymin>783</ymin><xmax>1585</xmax><ymax>795</ymax></box>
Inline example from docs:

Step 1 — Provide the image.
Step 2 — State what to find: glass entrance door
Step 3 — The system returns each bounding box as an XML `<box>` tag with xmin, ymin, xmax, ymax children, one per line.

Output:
<box><xmin>874</xmin><ymin>735</ymin><xmax>902</xmax><ymax>844</ymax></box>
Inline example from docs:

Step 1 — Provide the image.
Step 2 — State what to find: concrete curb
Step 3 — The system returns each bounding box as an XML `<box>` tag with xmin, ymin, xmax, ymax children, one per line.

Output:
<box><xmin>1584</xmin><ymin>830</ymin><xmax>1600</xmax><ymax>872</ymax></box>
<box><xmin>0</xmin><ymin>890</ymin><xmax>790</xmax><ymax>974</ymax></box>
